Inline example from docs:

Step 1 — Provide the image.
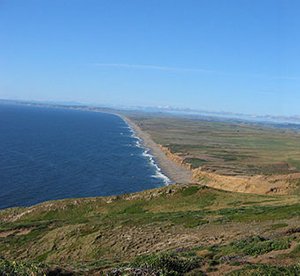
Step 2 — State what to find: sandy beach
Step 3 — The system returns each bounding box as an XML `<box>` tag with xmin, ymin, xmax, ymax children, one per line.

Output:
<box><xmin>121</xmin><ymin>116</ymin><xmax>193</xmax><ymax>184</ymax></box>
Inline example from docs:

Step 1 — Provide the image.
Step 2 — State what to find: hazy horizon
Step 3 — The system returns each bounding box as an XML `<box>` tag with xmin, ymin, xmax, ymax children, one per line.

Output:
<box><xmin>1</xmin><ymin>0</ymin><xmax>300</xmax><ymax>116</ymax></box>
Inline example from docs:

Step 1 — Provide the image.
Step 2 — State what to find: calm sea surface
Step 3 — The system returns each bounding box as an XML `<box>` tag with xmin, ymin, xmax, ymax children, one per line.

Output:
<box><xmin>0</xmin><ymin>104</ymin><xmax>169</xmax><ymax>209</ymax></box>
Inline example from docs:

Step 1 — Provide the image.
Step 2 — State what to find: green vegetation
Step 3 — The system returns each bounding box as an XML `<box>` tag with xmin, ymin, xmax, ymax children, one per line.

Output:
<box><xmin>229</xmin><ymin>236</ymin><xmax>290</xmax><ymax>256</ymax></box>
<box><xmin>1</xmin><ymin>183</ymin><xmax>300</xmax><ymax>274</ymax></box>
<box><xmin>0</xmin><ymin>258</ymin><xmax>46</xmax><ymax>276</ymax></box>
<box><xmin>228</xmin><ymin>264</ymin><xmax>300</xmax><ymax>276</ymax></box>
<box><xmin>180</xmin><ymin>186</ymin><xmax>200</xmax><ymax>196</ymax></box>
<box><xmin>183</xmin><ymin>158</ymin><xmax>207</xmax><ymax>169</ymax></box>
<box><xmin>130</xmin><ymin>115</ymin><xmax>300</xmax><ymax>175</ymax></box>
<box><xmin>130</xmin><ymin>252</ymin><xmax>201</xmax><ymax>275</ymax></box>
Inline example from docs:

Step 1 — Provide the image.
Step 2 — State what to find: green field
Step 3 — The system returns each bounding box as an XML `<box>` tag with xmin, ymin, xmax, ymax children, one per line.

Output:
<box><xmin>129</xmin><ymin>115</ymin><xmax>300</xmax><ymax>176</ymax></box>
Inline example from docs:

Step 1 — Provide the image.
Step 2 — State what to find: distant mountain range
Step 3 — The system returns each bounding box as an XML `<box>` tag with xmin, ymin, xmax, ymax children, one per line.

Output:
<box><xmin>128</xmin><ymin>105</ymin><xmax>300</xmax><ymax>125</ymax></box>
<box><xmin>1</xmin><ymin>98</ymin><xmax>300</xmax><ymax>125</ymax></box>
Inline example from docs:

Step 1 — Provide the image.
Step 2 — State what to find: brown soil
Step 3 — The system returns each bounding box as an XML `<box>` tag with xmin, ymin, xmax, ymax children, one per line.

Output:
<box><xmin>0</xmin><ymin>228</ymin><xmax>32</xmax><ymax>238</ymax></box>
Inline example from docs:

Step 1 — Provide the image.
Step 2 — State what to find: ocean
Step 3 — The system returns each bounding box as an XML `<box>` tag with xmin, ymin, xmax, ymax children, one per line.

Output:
<box><xmin>0</xmin><ymin>104</ymin><xmax>170</xmax><ymax>209</ymax></box>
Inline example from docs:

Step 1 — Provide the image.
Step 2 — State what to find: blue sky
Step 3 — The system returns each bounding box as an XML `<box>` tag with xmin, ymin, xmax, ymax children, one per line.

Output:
<box><xmin>1</xmin><ymin>0</ymin><xmax>300</xmax><ymax>116</ymax></box>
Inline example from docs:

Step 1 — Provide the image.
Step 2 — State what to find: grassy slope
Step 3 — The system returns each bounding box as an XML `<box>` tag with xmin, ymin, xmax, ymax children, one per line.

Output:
<box><xmin>1</xmin><ymin>184</ymin><xmax>300</xmax><ymax>274</ymax></box>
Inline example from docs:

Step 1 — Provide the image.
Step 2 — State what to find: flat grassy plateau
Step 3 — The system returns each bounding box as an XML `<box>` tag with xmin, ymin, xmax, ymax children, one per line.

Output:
<box><xmin>130</xmin><ymin>115</ymin><xmax>300</xmax><ymax>176</ymax></box>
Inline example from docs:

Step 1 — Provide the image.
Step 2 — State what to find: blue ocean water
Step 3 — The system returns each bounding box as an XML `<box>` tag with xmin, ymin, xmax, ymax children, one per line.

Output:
<box><xmin>0</xmin><ymin>104</ymin><xmax>170</xmax><ymax>209</ymax></box>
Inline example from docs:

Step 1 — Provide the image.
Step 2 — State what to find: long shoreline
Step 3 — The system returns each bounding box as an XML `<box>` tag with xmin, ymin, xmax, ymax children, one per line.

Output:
<box><xmin>6</xmin><ymin>101</ymin><xmax>193</xmax><ymax>185</ymax></box>
<box><xmin>120</xmin><ymin>115</ymin><xmax>193</xmax><ymax>184</ymax></box>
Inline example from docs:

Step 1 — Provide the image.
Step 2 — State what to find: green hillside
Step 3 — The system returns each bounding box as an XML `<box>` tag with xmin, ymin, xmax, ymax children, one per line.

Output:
<box><xmin>2</xmin><ymin>184</ymin><xmax>300</xmax><ymax>275</ymax></box>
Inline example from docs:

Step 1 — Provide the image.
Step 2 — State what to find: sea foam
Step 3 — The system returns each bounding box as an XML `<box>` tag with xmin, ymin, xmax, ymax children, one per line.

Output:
<box><xmin>127</xmin><ymin>124</ymin><xmax>171</xmax><ymax>185</ymax></box>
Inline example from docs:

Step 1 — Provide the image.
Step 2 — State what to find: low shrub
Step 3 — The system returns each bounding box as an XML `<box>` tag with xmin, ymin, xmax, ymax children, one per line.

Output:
<box><xmin>0</xmin><ymin>258</ymin><xmax>45</xmax><ymax>276</ymax></box>
<box><xmin>228</xmin><ymin>263</ymin><xmax>300</xmax><ymax>276</ymax></box>
<box><xmin>131</xmin><ymin>252</ymin><xmax>201</xmax><ymax>275</ymax></box>
<box><xmin>232</xmin><ymin>236</ymin><xmax>290</xmax><ymax>257</ymax></box>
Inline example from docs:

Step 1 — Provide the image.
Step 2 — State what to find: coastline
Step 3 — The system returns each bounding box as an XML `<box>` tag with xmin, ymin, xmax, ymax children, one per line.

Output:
<box><xmin>5</xmin><ymin>101</ymin><xmax>193</xmax><ymax>185</ymax></box>
<box><xmin>120</xmin><ymin>115</ymin><xmax>193</xmax><ymax>184</ymax></box>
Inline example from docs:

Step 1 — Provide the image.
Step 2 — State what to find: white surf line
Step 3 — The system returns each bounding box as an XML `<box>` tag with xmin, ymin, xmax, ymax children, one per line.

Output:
<box><xmin>36</xmin><ymin>104</ymin><xmax>173</xmax><ymax>185</ymax></box>
<box><xmin>123</xmin><ymin>119</ymin><xmax>172</xmax><ymax>186</ymax></box>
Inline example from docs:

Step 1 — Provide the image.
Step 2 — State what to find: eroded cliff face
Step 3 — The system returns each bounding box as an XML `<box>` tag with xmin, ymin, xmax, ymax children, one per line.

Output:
<box><xmin>159</xmin><ymin>145</ymin><xmax>192</xmax><ymax>170</ymax></box>
<box><xmin>192</xmin><ymin>169</ymin><xmax>300</xmax><ymax>195</ymax></box>
<box><xmin>160</xmin><ymin>145</ymin><xmax>300</xmax><ymax>195</ymax></box>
